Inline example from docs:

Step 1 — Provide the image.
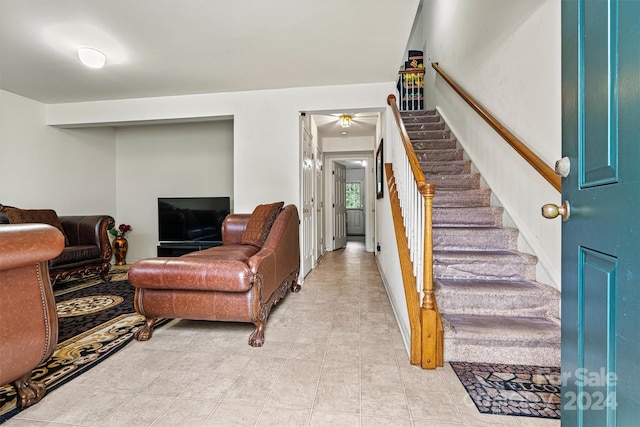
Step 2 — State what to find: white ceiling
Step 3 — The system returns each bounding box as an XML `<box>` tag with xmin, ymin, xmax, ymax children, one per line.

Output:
<box><xmin>0</xmin><ymin>0</ymin><xmax>420</xmax><ymax>105</ymax></box>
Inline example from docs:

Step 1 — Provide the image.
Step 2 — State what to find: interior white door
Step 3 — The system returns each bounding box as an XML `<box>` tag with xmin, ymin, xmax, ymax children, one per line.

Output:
<box><xmin>315</xmin><ymin>147</ymin><xmax>324</xmax><ymax>259</ymax></box>
<box><xmin>301</xmin><ymin>121</ymin><xmax>314</xmax><ymax>278</ymax></box>
<box><xmin>333</xmin><ymin>162</ymin><xmax>347</xmax><ymax>250</ymax></box>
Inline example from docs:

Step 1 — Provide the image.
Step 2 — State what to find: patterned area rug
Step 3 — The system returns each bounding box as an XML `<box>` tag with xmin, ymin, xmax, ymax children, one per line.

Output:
<box><xmin>450</xmin><ymin>361</ymin><xmax>562</xmax><ymax>419</ymax></box>
<box><xmin>0</xmin><ymin>268</ymin><xmax>167</xmax><ymax>424</ymax></box>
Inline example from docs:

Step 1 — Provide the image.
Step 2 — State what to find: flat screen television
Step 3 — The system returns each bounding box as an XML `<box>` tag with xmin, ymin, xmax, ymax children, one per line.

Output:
<box><xmin>158</xmin><ymin>197</ymin><xmax>231</xmax><ymax>244</ymax></box>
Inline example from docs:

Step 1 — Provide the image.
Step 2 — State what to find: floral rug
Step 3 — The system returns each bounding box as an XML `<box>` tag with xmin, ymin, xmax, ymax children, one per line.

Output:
<box><xmin>0</xmin><ymin>268</ymin><xmax>167</xmax><ymax>424</ymax></box>
<box><xmin>450</xmin><ymin>361</ymin><xmax>562</xmax><ymax>419</ymax></box>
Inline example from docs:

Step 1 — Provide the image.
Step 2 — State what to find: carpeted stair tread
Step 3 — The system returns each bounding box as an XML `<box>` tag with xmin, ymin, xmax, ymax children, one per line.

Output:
<box><xmin>433</xmin><ymin>227</ymin><xmax>519</xmax><ymax>251</ymax></box>
<box><xmin>435</xmin><ymin>278</ymin><xmax>560</xmax><ymax>318</ymax></box>
<box><xmin>433</xmin><ymin>250</ymin><xmax>537</xmax><ymax>281</ymax></box>
<box><xmin>433</xmin><ymin>206</ymin><xmax>503</xmax><ymax>227</ymax></box>
<box><xmin>433</xmin><ymin>189</ymin><xmax>491</xmax><ymax>207</ymax></box>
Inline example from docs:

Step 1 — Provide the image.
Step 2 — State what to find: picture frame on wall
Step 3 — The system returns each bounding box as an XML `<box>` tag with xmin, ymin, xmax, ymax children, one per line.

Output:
<box><xmin>376</xmin><ymin>139</ymin><xmax>384</xmax><ymax>199</ymax></box>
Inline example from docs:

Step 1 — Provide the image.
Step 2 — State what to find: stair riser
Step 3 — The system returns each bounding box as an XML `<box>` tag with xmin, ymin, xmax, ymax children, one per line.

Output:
<box><xmin>425</xmin><ymin>175</ymin><xmax>480</xmax><ymax>190</ymax></box>
<box><xmin>416</xmin><ymin>149</ymin><xmax>463</xmax><ymax>162</ymax></box>
<box><xmin>444</xmin><ymin>341</ymin><xmax>560</xmax><ymax>366</ymax></box>
<box><xmin>433</xmin><ymin>208</ymin><xmax>503</xmax><ymax>227</ymax></box>
<box><xmin>421</xmin><ymin>160</ymin><xmax>470</xmax><ymax>175</ymax></box>
<box><xmin>402</xmin><ymin>117</ymin><xmax>441</xmax><ymax>124</ymax></box>
<box><xmin>436</xmin><ymin>290</ymin><xmax>559</xmax><ymax>318</ymax></box>
<box><xmin>400</xmin><ymin>110</ymin><xmax>437</xmax><ymax>118</ymax></box>
<box><xmin>433</xmin><ymin>191</ymin><xmax>490</xmax><ymax>208</ymax></box>
<box><xmin>434</xmin><ymin>260</ymin><xmax>536</xmax><ymax>281</ymax></box>
<box><xmin>408</xmin><ymin>130</ymin><xmax>450</xmax><ymax>140</ymax></box>
<box><xmin>405</xmin><ymin>123</ymin><xmax>445</xmax><ymax>131</ymax></box>
<box><xmin>433</xmin><ymin>228</ymin><xmax>518</xmax><ymax>251</ymax></box>
<box><xmin>413</xmin><ymin>140</ymin><xmax>457</xmax><ymax>150</ymax></box>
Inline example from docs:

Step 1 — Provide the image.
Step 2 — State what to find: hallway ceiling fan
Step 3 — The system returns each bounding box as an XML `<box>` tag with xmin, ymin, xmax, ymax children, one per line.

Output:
<box><xmin>311</xmin><ymin>110</ymin><xmax>380</xmax><ymax>138</ymax></box>
<box><xmin>330</xmin><ymin>111</ymin><xmax>379</xmax><ymax>128</ymax></box>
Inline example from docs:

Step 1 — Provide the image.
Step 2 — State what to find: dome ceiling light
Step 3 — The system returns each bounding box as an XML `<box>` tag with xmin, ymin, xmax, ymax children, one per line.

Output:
<box><xmin>77</xmin><ymin>47</ymin><xmax>106</xmax><ymax>69</ymax></box>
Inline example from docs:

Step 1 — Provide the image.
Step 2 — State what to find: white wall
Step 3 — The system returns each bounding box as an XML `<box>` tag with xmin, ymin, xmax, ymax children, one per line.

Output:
<box><xmin>47</xmin><ymin>83</ymin><xmax>395</xmax><ymax>214</ymax></box>
<box><xmin>114</xmin><ymin>121</ymin><xmax>233</xmax><ymax>262</ymax></box>
<box><xmin>0</xmin><ymin>89</ymin><xmax>116</xmax><ymax>216</ymax></box>
<box><xmin>421</xmin><ymin>0</ymin><xmax>562</xmax><ymax>288</ymax></box>
<box><xmin>322</xmin><ymin>136</ymin><xmax>374</xmax><ymax>153</ymax></box>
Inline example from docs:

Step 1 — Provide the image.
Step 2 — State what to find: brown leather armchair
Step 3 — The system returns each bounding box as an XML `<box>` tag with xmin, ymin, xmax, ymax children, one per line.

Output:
<box><xmin>0</xmin><ymin>224</ymin><xmax>64</xmax><ymax>408</ymax></box>
<box><xmin>0</xmin><ymin>205</ymin><xmax>114</xmax><ymax>285</ymax></box>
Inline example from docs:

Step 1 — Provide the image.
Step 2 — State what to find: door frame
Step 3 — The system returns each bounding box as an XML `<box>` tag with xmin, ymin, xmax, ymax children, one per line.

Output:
<box><xmin>323</xmin><ymin>152</ymin><xmax>375</xmax><ymax>252</ymax></box>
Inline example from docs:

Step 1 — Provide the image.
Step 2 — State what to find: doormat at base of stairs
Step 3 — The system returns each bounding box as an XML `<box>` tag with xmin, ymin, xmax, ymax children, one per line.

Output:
<box><xmin>450</xmin><ymin>361</ymin><xmax>561</xmax><ymax>419</ymax></box>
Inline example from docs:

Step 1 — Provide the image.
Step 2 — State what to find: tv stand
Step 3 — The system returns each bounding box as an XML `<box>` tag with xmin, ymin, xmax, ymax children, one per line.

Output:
<box><xmin>157</xmin><ymin>242</ymin><xmax>222</xmax><ymax>257</ymax></box>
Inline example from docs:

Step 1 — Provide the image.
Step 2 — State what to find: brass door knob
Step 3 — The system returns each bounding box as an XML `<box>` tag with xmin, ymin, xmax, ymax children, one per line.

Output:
<box><xmin>541</xmin><ymin>200</ymin><xmax>570</xmax><ymax>222</ymax></box>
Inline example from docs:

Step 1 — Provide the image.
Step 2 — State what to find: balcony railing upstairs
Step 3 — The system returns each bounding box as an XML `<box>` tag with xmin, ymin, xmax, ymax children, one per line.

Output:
<box><xmin>396</xmin><ymin>69</ymin><xmax>425</xmax><ymax>112</ymax></box>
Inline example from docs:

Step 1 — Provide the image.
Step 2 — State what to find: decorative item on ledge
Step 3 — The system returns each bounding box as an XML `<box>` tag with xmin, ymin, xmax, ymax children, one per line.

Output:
<box><xmin>109</xmin><ymin>223</ymin><xmax>132</xmax><ymax>266</ymax></box>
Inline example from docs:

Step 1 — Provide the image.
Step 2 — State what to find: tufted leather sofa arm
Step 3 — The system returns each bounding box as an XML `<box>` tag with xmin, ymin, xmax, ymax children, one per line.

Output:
<box><xmin>0</xmin><ymin>224</ymin><xmax>64</xmax><ymax>409</ymax></box>
<box><xmin>50</xmin><ymin>215</ymin><xmax>115</xmax><ymax>284</ymax></box>
<box><xmin>222</xmin><ymin>214</ymin><xmax>251</xmax><ymax>245</ymax></box>
<box><xmin>0</xmin><ymin>206</ymin><xmax>114</xmax><ymax>285</ymax></box>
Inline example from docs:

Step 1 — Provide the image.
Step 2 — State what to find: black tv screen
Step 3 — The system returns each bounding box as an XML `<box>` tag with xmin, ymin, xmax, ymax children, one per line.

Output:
<box><xmin>158</xmin><ymin>197</ymin><xmax>230</xmax><ymax>243</ymax></box>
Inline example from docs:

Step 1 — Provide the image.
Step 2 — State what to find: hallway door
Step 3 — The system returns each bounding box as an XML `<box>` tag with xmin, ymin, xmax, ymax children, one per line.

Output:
<box><xmin>346</xmin><ymin>179</ymin><xmax>365</xmax><ymax>236</ymax></box>
<box><xmin>561</xmin><ymin>1</ymin><xmax>640</xmax><ymax>424</ymax></box>
<box><xmin>333</xmin><ymin>162</ymin><xmax>347</xmax><ymax>250</ymax></box>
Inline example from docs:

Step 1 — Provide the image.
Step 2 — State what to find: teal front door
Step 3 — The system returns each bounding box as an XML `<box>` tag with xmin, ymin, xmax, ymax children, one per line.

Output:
<box><xmin>561</xmin><ymin>1</ymin><xmax>640</xmax><ymax>425</ymax></box>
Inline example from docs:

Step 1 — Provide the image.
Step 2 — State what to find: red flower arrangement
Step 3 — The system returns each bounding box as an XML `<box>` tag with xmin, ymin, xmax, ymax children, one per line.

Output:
<box><xmin>109</xmin><ymin>223</ymin><xmax>132</xmax><ymax>237</ymax></box>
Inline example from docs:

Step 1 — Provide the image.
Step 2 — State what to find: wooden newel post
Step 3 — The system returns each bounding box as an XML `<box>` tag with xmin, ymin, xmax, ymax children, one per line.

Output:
<box><xmin>421</xmin><ymin>184</ymin><xmax>438</xmax><ymax>369</ymax></box>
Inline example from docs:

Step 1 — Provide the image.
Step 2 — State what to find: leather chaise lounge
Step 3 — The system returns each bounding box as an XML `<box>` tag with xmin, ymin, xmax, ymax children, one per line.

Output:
<box><xmin>0</xmin><ymin>223</ymin><xmax>64</xmax><ymax>408</ymax></box>
<box><xmin>0</xmin><ymin>204</ymin><xmax>115</xmax><ymax>285</ymax></box>
<box><xmin>129</xmin><ymin>202</ymin><xmax>300</xmax><ymax>346</ymax></box>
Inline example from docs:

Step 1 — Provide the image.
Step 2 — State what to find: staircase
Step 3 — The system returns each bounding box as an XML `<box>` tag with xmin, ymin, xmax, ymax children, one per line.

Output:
<box><xmin>401</xmin><ymin>109</ymin><xmax>561</xmax><ymax>367</ymax></box>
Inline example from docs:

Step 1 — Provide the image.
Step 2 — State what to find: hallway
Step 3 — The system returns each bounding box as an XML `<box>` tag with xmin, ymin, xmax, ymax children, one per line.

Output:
<box><xmin>7</xmin><ymin>242</ymin><xmax>559</xmax><ymax>426</ymax></box>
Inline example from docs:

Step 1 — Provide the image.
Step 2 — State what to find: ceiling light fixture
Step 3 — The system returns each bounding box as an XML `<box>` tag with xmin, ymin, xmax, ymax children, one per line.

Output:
<box><xmin>78</xmin><ymin>47</ymin><xmax>106</xmax><ymax>69</ymax></box>
<box><xmin>339</xmin><ymin>115</ymin><xmax>352</xmax><ymax>128</ymax></box>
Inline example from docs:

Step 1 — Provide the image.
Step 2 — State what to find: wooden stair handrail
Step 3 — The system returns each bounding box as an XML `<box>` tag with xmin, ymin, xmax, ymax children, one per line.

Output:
<box><xmin>386</xmin><ymin>94</ymin><xmax>434</xmax><ymax>196</ymax></box>
<box><xmin>431</xmin><ymin>63</ymin><xmax>561</xmax><ymax>192</ymax></box>
<box><xmin>386</xmin><ymin>93</ymin><xmax>442</xmax><ymax>369</ymax></box>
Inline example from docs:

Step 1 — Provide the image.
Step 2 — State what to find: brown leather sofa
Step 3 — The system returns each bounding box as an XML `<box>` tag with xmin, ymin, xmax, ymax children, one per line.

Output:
<box><xmin>0</xmin><ymin>205</ymin><xmax>114</xmax><ymax>285</ymax></box>
<box><xmin>129</xmin><ymin>203</ymin><xmax>300</xmax><ymax>346</ymax></box>
<box><xmin>0</xmin><ymin>224</ymin><xmax>64</xmax><ymax>408</ymax></box>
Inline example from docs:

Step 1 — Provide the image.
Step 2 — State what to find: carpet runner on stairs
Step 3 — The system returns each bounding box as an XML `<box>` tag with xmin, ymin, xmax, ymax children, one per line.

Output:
<box><xmin>400</xmin><ymin>110</ymin><xmax>561</xmax><ymax>367</ymax></box>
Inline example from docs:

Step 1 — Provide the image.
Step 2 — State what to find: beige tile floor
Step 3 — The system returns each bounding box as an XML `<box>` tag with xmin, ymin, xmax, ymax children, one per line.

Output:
<box><xmin>6</xmin><ymin>242</ymin><xmax>561</xmax><ymax>427</ymax></box>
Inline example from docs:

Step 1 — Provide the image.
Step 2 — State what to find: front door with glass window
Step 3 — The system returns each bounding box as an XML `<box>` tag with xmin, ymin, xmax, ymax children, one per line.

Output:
<box><xmin>346</xmin><ymin>180</ymin><xmax>365</xmax><ymax>235</ymax></box>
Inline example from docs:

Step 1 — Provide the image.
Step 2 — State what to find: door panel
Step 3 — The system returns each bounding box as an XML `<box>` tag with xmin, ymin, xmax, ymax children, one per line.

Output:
<box><xmin>562</xmin><ymin>1</ymin><xmax>640</xmax><ymax>425</ymax></box>
<box><xmin>346</xmin><ymin>180</ymin><xmax>365</xmax><ymax>235</ymax></box>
